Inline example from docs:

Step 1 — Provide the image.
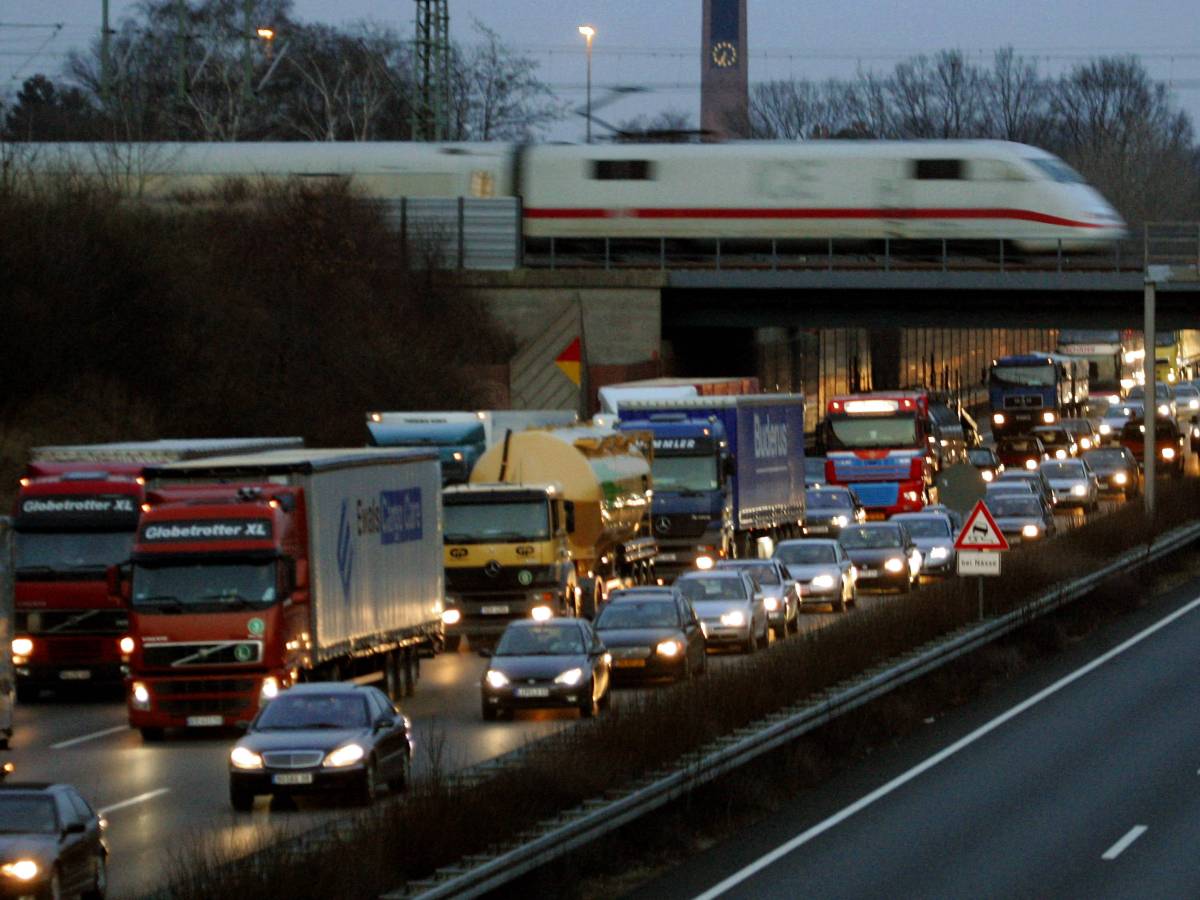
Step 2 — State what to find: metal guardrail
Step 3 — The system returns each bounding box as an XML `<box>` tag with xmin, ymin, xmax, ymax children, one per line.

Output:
<box><xmin>392</xmin><ymin>518</ymin><xmax>1200</xmax><ymax>899</ymax></box>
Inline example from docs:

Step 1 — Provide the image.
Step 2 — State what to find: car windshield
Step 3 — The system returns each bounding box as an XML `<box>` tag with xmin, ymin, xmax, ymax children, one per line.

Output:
<box><xmin>677</xmin><ymin>577</ymin><xmax>747</xmax><ymax>603</ymax></box>
<box><xmin>990</xmin><ymin>496</ymin><xmax>1042</xmax><ymax>516</ymax></box>
<box><xmin>806</xmin><ymin>490</ymin><xmax>852</xmax><ymax>510</ymax></box>
<box><xmin>775</xmin><ymin>544</ymin><xmax>836</xmax><ymax>565</ymax></box>
<box><xmin>991</xmin><ymin>364</ymin><xmax>1056</xmax><ymax>386</ymax></box>
<box><xmin>1034</xmin><ymin>431</ymin><xmax>1070</xmax><ymax>446</ymax></box>
<box><xmin>1122</xmin><ymin>421</ymin><xmax>1177</xmax><ymax>440</ymax></box>
<box><xmin>988</xmin><ymin>483</ymin><xmax>1034</xmax><ymax>495</ymax></box>
<box><xmin>596</xmin><ymin>600</ymin><xmax>679</xmax><ymax>629</ymax></box>
<box><xmin>14</xmin><ymin>530</ymin><xmax>135</xmax><ymax>575</ymax></box>
<box><xmin>0</xmin><ymin>796</ymin><xmax>57</xmax><ymax>834</ymax></box>
<box><xmin>255</xmin><ymin>693</ymin><xmax>370</xmax><ymax>730</ymax></box>
<box><xmin>839</xmin><ymin>526</ymin><xmax>902</xmax><ymax>549</ymax></box>
<box><xmin>651</xmin><ymin>455</ymin><xmax>720</xmax><ymax>492</ymax></box>
<box><xmin>1127</xmin><ymin>385</ymin><xmax>1170</xmax><ymax>401</ymax></box>
<box><xmin>443</xmin><ymin>501</ymin><xmax>549</xmax><ymax>544</ymax></box>
<box><xmin>827</xmin><ymin>416</ymin><xmax>918</xmax><ymax>449</ymax></box>
<box><xmin>131</xmin><ymin>560</ymin><xmax>277</xmax><ymax>609</ymax></box>
<box><xmin>1042</xmin><ymin>462</ymin><xmax>1085</xmax><ymax>478</ymax></box>
<box><xmin>999</xmin><ymin>439</ymin><xmax>1039</xmax><ymax>453</ymax></box>
<box><xmin>895</xmin><ymin>518</ymin><xmax>950</xmax><ymax>537</ymax></box>
<box><xmin>966</xmin><ymin>449</ymin><xmax>995</xmax><ymax>466</ymax></box>
<box><xmin>721</xmin><ymin>563</ymin><xmax>780</xmax><ymax>585</ymax></box>
<box><xmin>1084</xmin><ymin>449</ymin><xmax>1127</xmax><ymax>465</ymax></box>
<box><xmin>496</xmin><ymin>624</ymin><xmax>585</xmax><ymax>656</ymax></box>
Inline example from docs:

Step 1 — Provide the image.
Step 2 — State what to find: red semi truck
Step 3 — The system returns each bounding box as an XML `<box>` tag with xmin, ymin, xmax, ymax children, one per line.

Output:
<box><xmin>12</xmin><ymin>439</ymin><xmax>301</xmax><ymax>700</ymax></box>
<box><xmin>119</xmin><ymin>448</ymin><xmax>444</xmax><ymax>741</ymax></box>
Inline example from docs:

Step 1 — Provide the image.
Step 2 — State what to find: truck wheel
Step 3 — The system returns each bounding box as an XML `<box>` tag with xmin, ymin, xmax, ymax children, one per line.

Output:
<box><xmin>139</xmin><ymin>727</ymin><xmax>165</xmax><ymax>743</ymax></box>
<box><xmin>443</xmin><ymin>634</ymin><xmax>462</xmax><ymax>653</ymax></box>
<box><xmin>229</xmin><ymin>784</ymin><xmax>254</xmax><ymax>812</ymax></box>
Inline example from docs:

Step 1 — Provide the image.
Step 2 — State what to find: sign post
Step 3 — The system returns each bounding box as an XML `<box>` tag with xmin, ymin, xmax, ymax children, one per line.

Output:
<box><xmin>954</xmin><ymin>500</ymin><xmax>1009</xmax><ymax>619</ymax></box>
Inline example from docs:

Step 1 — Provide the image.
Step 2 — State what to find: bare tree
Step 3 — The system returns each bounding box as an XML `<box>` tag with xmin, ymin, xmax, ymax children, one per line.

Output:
<box><xmin>982</xmin><ymin>47</ymin><xmax>1050</xmax><ymax>144</ymax></box>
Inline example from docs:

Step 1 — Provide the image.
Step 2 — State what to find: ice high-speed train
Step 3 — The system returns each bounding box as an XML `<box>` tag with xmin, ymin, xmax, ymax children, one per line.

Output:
<box><xmin>12</xmin><ymin>140</ymin><xmax>1127</xmax><ymax>249</ymax></box>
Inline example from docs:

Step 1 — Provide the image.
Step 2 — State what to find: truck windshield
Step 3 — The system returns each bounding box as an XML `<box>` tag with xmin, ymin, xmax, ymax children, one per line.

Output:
<box><xmin>827</xmin><ymin>416</ymin><xmax>917</xmax><ymax>449</ymax></box>
<box><xmin>132</xmin><ymin>560</ymin><xmax>277</xmax><ymax>609</ymax></box>
<box><xmin>444</xmin><ymin>502</ymin><xmax>550</xmax><ymax>544</ymax></box>
<box><xmin>991</xmin><ymin>365</ymin><xmax>1056</xmax><ymax>387</ymax></box>
<box><xmin>651</xmin><ymin>455</ymin><xmax>719</xmax><ymax>492</ymax></box>
<box><xmin>14</xmin><ymin>531</ymin><xmax>134</xmax><ymax>575</ymax></box>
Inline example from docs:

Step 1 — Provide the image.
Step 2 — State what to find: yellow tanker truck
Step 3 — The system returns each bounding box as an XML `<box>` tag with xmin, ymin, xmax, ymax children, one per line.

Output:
<box><xmin>439</xmin><ymin>424</ymin><xmax>655</xmax><ymax>650</ymax></box>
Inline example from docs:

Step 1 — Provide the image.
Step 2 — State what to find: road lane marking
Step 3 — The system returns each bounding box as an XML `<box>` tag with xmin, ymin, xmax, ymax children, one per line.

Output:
<box><xmin>1102</xmin><ymin>825</ymin><xmax>1147</xmax><ymax>860</ymax></box>
<box><xmin>693</xmin><ymin>594</ymin><xmax>1200</xmax><ymax>900</ymax></box>
<box><xmin>51</xmin><ymin>725</ymin><xmax>129</xmax><ymax>750</ymax></box>
<box><xmin>99</xmin><ymin>789</ymin><xmax>170</xmax><ymax>815</ymax></box>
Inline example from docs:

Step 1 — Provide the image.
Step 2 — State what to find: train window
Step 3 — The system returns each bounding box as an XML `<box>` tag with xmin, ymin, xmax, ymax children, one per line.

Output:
<box><xmin>913</xmin><ymin>159</ymin><xmax>964</xmax><ymax>180</ymax></box>
<box><xmin>591</xmin><ymin>160</ymin><xmax>655</xmax><ymax>180</ymax></box>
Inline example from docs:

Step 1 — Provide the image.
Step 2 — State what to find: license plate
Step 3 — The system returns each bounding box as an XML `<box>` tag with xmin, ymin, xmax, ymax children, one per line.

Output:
<box><xmin>655</xmin><ymin>553</ymin><xmax>677</xmax><ymax>562</ymax></box>
<box><xmin>806</xmin><ymin>526</ymin><xmax>830</xmax><ymax>534</ymax></box>
<box><xmin>614</xmin><ymin>659</ymin><xmax>646</xmax><ymax>668</ymax></box>
<box><xmin>186</xmin><ymin>715</ymin><xmax>223</xmax><ymax>727</ymax></box>
<box><xmin>866</xmin><ymin>512</ymin><xmax>887</xmax><ymax>521</ymax></box>
<box><xmin>272</xmin><ymin>773</ymin><xmax>314</xmax><ymax>786</ymax></box>
<box><xmin>481</xmin><ymin>605</ymin><xmax>509</xmax><ymax>615</ymax></box>
<box><xmin>858</xmin><ymin>571</ymin><xmax>879</xmax><ymax>579</ymax></box>
<box><xmin>59</xmin><ymin>670</ymin><xmax>91</xmax><ymax>680</ymax></box>
<box><xmin>515</xmin><ymin>686</ymin><xmax>550</xmax><ymax>698</ymax></box>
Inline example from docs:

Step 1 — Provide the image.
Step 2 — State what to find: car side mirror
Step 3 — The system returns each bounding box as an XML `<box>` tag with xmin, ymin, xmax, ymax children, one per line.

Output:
<box><xmin>374</xmin><ymin>716</ymin><xmax>395</xmax><ymax>732</ymax></box>
<box><xmin>64</xmin><ymin>822</ymin><xmax>86</xmax><ymax>837</ymax></box>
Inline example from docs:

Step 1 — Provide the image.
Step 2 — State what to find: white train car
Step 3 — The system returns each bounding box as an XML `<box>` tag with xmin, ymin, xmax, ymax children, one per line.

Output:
<box><xmin>7</xmin><ymin>139</ymin><xmax>1126</xmax><ymax>250</ymax></box>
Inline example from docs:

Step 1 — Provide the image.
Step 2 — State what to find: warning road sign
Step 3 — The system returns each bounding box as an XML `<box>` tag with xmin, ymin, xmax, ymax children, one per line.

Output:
<box><xmin>954</xmin><ymin>500</ymin><xmax>1010</xmax><ymax>551</ymax></box>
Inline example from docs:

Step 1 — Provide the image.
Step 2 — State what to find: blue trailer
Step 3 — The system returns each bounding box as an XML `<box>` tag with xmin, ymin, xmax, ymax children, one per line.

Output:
<box><xmin>617</xmin><ymin>394</ymin><xmax>806</xmax><ymax>577</ymax></box>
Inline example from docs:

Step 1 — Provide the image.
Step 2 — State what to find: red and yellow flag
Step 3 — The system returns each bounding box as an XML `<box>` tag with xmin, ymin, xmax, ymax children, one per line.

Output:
<box><xmin>555</xmin><ymin>337</ymin><xmax>582</xmax><ymax>386</ymax></box>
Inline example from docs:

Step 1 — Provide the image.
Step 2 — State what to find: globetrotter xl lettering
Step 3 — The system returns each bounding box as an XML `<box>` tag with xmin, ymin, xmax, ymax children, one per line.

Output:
<box><xmin>21</xmin><ymin>497</ymin><xmax>136</xmax><ymax>514</ymax></box>
<box><xmin>753</xmin><ymin>414</ymin><xmax>789</xmax><ymax>459</ymax></box>
<box><xmin>140</xmin><ymin>520</ymin><xmax>273</xmax><ymax>542</ymax></box>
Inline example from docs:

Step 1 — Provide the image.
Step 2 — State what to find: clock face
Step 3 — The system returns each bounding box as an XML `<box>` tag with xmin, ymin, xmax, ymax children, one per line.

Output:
<box><xmin>711</xmin><ymin>40</ymin><xmax>737</xmax><ymax>68</ymax></box>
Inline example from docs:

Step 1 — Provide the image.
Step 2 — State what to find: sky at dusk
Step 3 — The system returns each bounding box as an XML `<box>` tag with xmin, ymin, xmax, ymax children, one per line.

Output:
<box><xmin>5</xmin><ymin>0</ymin><xmax>1200</xmax><ymax>141</ymax></box>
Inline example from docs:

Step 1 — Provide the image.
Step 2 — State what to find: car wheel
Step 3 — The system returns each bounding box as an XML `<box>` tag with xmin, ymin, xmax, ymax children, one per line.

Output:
<box><xmin>787</xmin><ymin>605</ymin><xmax>800</xmax><ymax>634</ymax></box>
<box><xmin>849</xmin><ymin>586</ymin><xmax>858</xmax><ymax>608</ymax></box>
<box><xmin>742</xmin><ymin>629</ymin><xmax>756</xmax><ymax>654</ymax></box>
<box><xmin>387</xmin><ymin>756</ymin><xmax>409</xmax><ymax>793</ymax></box>
<box><xmin>833</xmin><ymin>591</ymin><xmax>846</xmax><ymax>613</ymax></box>
<box><xmin>353</xmin><ymin>758</ymin><xmax>379</xmax><ymax>806</ymax></box>
<box><xmin>771</xmin><ymin>620</ymin><xmax>787</xmax><ymax>640</ymax></box>
<box><xmin>481</xmin><ymin>701</ymin><xmax>498</xmax><ymax>722</ymax></box>
<box><xmin>579</xmin><ymin>682</ymin><xmax>597</xmax><ymax>718</ymax></box>
<box><xmin>678</xmin><ymin>654</ymin><xmax>692</xmax><ymax>683</ymax></box>
<box><xmin>229</xmin><ymin>783</ymin><xmax>255</xmax><ymax>812</ymax></box>
<box><xmin>139</xmin><ymin>727</ymin><xmax>165</xmax><ymax>743</ymax></box>
<box><xmin>82</xmin><ymin>852</ymin><xmax>107</xmax><ymax>900</ymax></box>
<box><xmin>443</xmin><ymin>634</ymin><xmax>462</xmax><ymax>653</ymax></box>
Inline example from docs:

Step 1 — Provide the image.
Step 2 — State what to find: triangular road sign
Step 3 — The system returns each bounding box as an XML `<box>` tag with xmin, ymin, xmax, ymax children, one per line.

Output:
<box><xmin>954</xmin><ymin>500</ymin><xmax>1010</xmax><ymax>551</ymax></box>
<box><xmin>555</xmin><ymin>337</ymin><xmax>582</xmax><ymax>386</ymax></box>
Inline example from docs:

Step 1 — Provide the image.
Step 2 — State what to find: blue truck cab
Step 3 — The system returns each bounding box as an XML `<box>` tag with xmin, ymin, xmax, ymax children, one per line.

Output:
<box><xmin>989</xmin><ymin>354</ymin><xmax>1089</xmax><ymax>438</ymax></box>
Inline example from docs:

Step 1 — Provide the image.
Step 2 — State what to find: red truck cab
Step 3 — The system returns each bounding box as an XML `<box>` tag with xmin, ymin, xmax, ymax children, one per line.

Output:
<box><xmin>122</xmin><ymin>485</ymin><xmax>307</xmax><ymax>741</ymax></box>
<box><xmin>12</xmin><ymin>464</ymin><xmax>142</xmax><ymax>698</ymax></box>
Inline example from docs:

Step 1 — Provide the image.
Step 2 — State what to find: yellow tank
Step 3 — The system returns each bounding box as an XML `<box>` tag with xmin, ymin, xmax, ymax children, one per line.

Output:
<box><xmin>470</xmin><ymin>425</ymin><xmax>652</xmax><ymax>560</ymax></box>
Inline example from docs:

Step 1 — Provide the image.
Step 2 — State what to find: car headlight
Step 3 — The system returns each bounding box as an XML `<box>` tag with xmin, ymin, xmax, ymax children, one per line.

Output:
<box><xmin>1025</xmin><ymin>459</ymin><xmax>1038</xmax><ymax>470</ymax></box>
<box><xmin>131</xmin><ymin>681</ymin><xmax>151</xmax><ymax>710</ymax></box>
<box><xmin>981</xmin><ymin>470</ymin><xmax>994</xmax><ymax>482</ymax></box>
<box><xmin>554</xmin><ymin>667</ymin><xmax>583</xmax><ymax>685</ymax></box>
<box><xmin>1113</xmin><ymin>472</ymin><xmax>1128</xmax><ymax>485</ymax></box>
<box><xmin>1079</xmin><ymin>438</ymin><xmax>1092</xmax><ymax>449</ymax></box>
<box><xmin>441</xmin><ymin>608</ymin><xmax>462</xmax><ymax>626</ymax></box>
<box><xmin>10</xmin><ymin>638</ymin><xmax>32</xmax><ymax>658</ymax></box>
<box><xmin>655</xmin><ymin>640</ymin><xmax>681</xmax><ymax>658</ymax></box>
<box><xmin>323</xmin><ymin>743</ymin><xmax>365</xmax><ymax>768</ymax></box>
<box><xmin>1055</xmin><ymin>449</ymin><xmax>1067</xmax><ymax>459</ymax></box>
<box><xmin>1071</xmin><ymin>485</ymin><xmax>1087</xmax><ymax>497</ymax></box>
<box><xmin>1158</xmin><ymin>404</ymin><xmax>1170</xmax><ymax>416</ymax></box>
<box><xmin>1042</xmin><ymin>412</ymin><xmax>1056</xmax><ymax>424</ymax></box>
<box><xmin>0</xmin><ymin>860</ymin><xmax>39</xmax><ymax>881</ymax></box>
<box><xmin>695</xmin><ymin>555</ymin><xmax>714</xmax><ymax>570</ymax></box>
<box><xmin>762</xmin><ymin>596</ymin><xmax>779</xmax><ymax>612</ymax></box>
<box><xmin>720</xmin><ymin>610</ymin><xmax>745</xmax><ymax>627</ymax></box>
<box><xmin>929</xmin><ymin>547</ymin><xmax>949</xmax><ymax>560</ymax></box>
<box><xmin>530</xmin><ymin>605</ymin><xmax>553</xmax><ymax>622</ymax></box>
<box><xmin>229</xmin><ymin>746</ymin><xmax>264</xmax><ymax>770</ymax></box>
<box><xmin>1190</xmin><ymin>399</ymin><xmax>1199</xmax><ymax>410</ymax></box>
<box><xmin>884</xmin><ymin>558</ymin><xmax>905</xmax><ymax>573</ymax></box>
<box><xmin>1162</xmin><ymin>446</ymin><xmax>1176</xmax><ymax>460</ymax></box>
<box><xmin>831</xmin><ymin>515</ymin><xmax>848</xmax><ymax>527</ymax></box>
<box><xmin>993</xmin><ymin>413</ymin><xmax>1006</xmax><ymax>425</ymax></box>
<box><xmin>485</xmin><ymin>670</ymin><xmax>510</xmax><ymax>689</ymax></box>
<box><xmin>1022</xmin><ymin>524</ymin><xmax>1040</xmax><ymax>538</ymax></box>
<box><xmin>811</xmin><ymin>574</ymin><xmax>836</xmax><ymax>589</ymax></box>
<box><xmin>1099</xmin><ymin>423</ymin><xmax>1111</xmax><ymax>435</ymax></box>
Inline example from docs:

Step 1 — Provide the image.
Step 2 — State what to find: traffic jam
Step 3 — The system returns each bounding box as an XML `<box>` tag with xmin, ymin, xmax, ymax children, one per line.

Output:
<box><xmin>1</xmin><ymin>328</ymin><xmax>1196</xmax><ymax>897</ymax></box>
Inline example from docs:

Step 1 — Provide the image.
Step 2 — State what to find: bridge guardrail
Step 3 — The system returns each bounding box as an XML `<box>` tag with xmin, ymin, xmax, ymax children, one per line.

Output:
<box><xmin>391</xmin><ymin>517</ymin><xmax>1200</xmax><ymax>899</ymax></box>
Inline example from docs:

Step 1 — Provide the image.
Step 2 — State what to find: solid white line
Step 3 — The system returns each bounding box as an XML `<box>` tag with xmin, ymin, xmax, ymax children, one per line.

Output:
<box><xmin>51</xmin><ymin>725</ymin><xmax>129</xmax><ymax>750</ymax></box>
<box><xmin>1102</xmin><ymin>825</ymin><xmax>1148</xmax><ymax>860</ymax></box>
<box><xmin>98</xmin><ymin>788</ymin><xmax>170</xmax><ymax>816</ymax></box>
<box><xmin>693</xmin><ymin>595</ymin><xmax>1200</xmax><ymax>900</ymax></box>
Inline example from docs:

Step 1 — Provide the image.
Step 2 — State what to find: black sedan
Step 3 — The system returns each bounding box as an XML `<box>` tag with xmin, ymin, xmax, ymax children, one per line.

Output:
<box><xmin>228</xmin><ymin>683</ymin><xmax>413</xmax><ymax>810</ymax></box>
<box><xmin>803</xmin><ymin>486</ymin><xmax>865</xmax><ymax>536</ymax></box>
<box><xmin>481</xmin><ymin>619</ymin><xmax>612</xmax><ymax>720</ymax></box>
<box><xmin>1082</xmin><ymin>445</ymin><xmax>1141</xmax><ymax>497</ymax></box>
<box><xmin>0</xmin><ymin>781</ymin><xmax>107</xmax><ymax>899</ymax></box>
<box><xmin>594</xmin><ymin>588</ymin><xmax>706</xmax><ymax>682</ymax></box>
<box><xmin>966</xmin><ymin>446</ymin><xmax>1004</xmax><ymax>483</ymax></box>
<box><xmin>838</xmin><ymin>523</ymin><xmax>922</xmax><ymax>593</ymax></box>
<box><xmin>989</xmin><ymin>493</ymin><xmax>1057</xmax><ymax>542</ymax></box>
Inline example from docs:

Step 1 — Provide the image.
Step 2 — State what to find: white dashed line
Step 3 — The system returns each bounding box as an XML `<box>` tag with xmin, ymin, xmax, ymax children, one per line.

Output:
<box><xmin>51</xmin><ymin>725</ymin><xmax>129</xmax><ymax>750</ymax></box>
<box><xmin>98</xmin><ymin>789</ymin><xmax>170</xmax><ymax>815</ymax></box>
<box><xmin>1102</xmin><ymin>825</ymin><xmax>1147</xmax><ymax>861</ymax></box>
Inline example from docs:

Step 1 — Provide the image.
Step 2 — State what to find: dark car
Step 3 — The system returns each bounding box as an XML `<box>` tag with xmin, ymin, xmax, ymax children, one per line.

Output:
<box><xmin>966</xmin><ymin>446</ymin><xmax>1004</xmax><ymax>483</ymax></box>
<box><xmin>803</xmin><ymin>486</ymin><xmax>865</xmax><ymax>537</ymax></box>
<box><xmin>480</xmin><ymin>619</ymin><xmax>611</xmax><ymax>720</ymax></box>
<box><xmin>837</xmin><ymin>523</ymin><xmax>921</xmax><ymax>593</ymax></box>
<box><xmin>0</xmin><ymin>781</ymin><xmax>107</xmax><ymax>899</ymax></box>
<box><xmin>987</xmin><ymin>481</ymin><xmax>1054</xmax><ymax>522</ymax></box>
<box><xmin>1082</xmin><ymin>445</ymin><xmax>1141</xmax><ymax>497</ymax></box>
<box><xmin>1031</xmin><ymin>425</ymin><xmax>1079</xmax><ymax>460</ymax></box>
<box><xmin>228</xmin><ymin>683</ymin><xmax>413</xmax><ymax>810</ymax></box>
<box><xmin>716</xmin><ymin>558</ymin><xmax>800</xmax><ymax>638</ymax></box>
<box><xmin>1060</xmin><ymin>418</ymin><xmax>1102</xmax><ymax>452</ymax></box>
<box><xmin>1120</xmin><ymin>416</ymin><xmax>1185</xmax><ymax>477</ymax></box>
<box><xmin>988</xmin><ymin>493</ymin><xmax>1056</xmax><ymax>542</ymax></box>
<box><xmin>995</xmin><ymin>436</ymin><xmax>1048</xmax><ymax>471</ymax></box>
<box><xmin>594</xmin><ymin>588</ymin><xmax>706</xmax><ymax>681</ymax></box>
<box><xmin>675</xmin><ymin>569</ymin><xmax>767</xmax><ymax>653</ymax></box>
<box><xmin>997</xmin><ymin>468</ymin><xmax>1056</xmax><ymax>509</ymax></box>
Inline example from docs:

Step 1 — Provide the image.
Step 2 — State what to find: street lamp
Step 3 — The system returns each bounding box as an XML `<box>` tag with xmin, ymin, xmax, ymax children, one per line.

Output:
<box><xmin>578</xmin><ymin>25</ymin><xmax>595</xmax><ymax>144</ymax></box>
<box><xmin>256</xmin><ymin>26</ymin><xmax>275</xmax><ymax>60</ymax></box>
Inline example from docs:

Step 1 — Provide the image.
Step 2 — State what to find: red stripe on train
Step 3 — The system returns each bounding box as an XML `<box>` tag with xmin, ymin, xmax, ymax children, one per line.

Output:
<box><xmin>522</xmin><ymin>207</ymin><xmax>1106</xmax><ymax>229</ymax></box>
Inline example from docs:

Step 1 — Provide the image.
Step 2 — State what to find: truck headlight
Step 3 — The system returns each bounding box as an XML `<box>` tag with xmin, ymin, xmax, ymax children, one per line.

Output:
<box><xmin>902</xmin><ymin>490</ymin><xmax>921</xmax><ymax>503</ymax></box>
<box><xmin>993</xmin><ymin>413</ymin><xmax>1006</xmax><ymax>426</ymax></box>
<box><xmin>229</xmin><ymin>746</ymin><xmax>264</xmax><ymax>770</ymax></box>
<box><xmin>884</xmin><ymin>558</ymin><xmax>905</xmax><ymax>573</ymax></box>
<box><xmin>259</xmin><ymin>676</ymin><xmax>280</xmax><ymax>703</ymax></box>
<box><xmin>1042</xmin><ymin>412</ymin><xmax>1056</xmax><ymax>424</ymax></box>
<box><xmin>119</xmin><ymin>636</ymin><xmax>136</xmax><ymax>655</ymax></box>
<box><xmin>720</xmin><ymin>610</ymin><xmax>745</xmax><ymax>627</ymax></box>
<box><xmin>530</xmin><ymin>605</ymin><xmax>553</xmax><ymax>621</ymax></box>
<box><xmin>0</xmin><ymin>860</ymin><xmax>39</xmax><ymax>881</ymax></box>
<box><xmin>485</xmin><ymin>670</ymin><xmax>510</xmax><ymax>689</ymax></box>
<box><xmin>1162</xmin><ymin>446</ymin><xmax>1176</xmax><ymax>460</ymax></box>
<box><xmin>131</xmin><ymin>681</ymin><xmax>151</xmax><ymax>710</ymax></box>
<box><xmin>554</xmin><ymin>667</ymin><xmax>583</xmax><ymax>685</ymax></box>
<box><xmin>10</xmin><ymin>638</ymin><xmax>32</xmax><ymax>658</ymax></box>
<box><xmin>1079</xmin><ymin>438</ymin><xmax>1092</xmax><ymax>449</ymax></box>
<box><xmin>441</xmin><ymin>608</ymin><xmax>462</xmax><ymax>626</ymax></box>
<box><xmin>655</xmin><ymin>640</ymin><xmax>681</xmax><ymax>658</ymax></box>
<box><xmin>323</xmin><ymin>743</ymin><xmax>365</xmax><ymax>768</ymax></box>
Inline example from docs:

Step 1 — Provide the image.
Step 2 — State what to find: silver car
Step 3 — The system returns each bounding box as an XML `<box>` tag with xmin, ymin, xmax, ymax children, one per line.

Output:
<box><xmin>891</xmin><ymin>513</ymin><xmax>956</xmax><ymax>578</ymax></box>
<box><xmin>773</xmin><ymin>539</ymin><xmax>857</xmax><ymax>612</ymax></box>
<box><xmin>1039</xmin><ymin>458</ymin><xmax>1100</xmax><ymax>510</ymax></box>
<box><xmin>675</xmin><ymin>570</ymin><xmax>769</xmax><ymax>653</ymax></box>
<box><xmin>1099</xmin><ymin>400</ymin><xmax>1139</xmax><ymax>444</ymax></box>
<box><xmin>716</xmin><ymin>558</ymin><xmax>800</xmax><ymax>638</ymax></box>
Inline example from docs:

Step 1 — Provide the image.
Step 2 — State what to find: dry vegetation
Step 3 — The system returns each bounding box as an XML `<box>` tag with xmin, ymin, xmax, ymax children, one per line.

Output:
<box><xmin>158</xmin><ymin>482</ymin><xmax>1200</xmax><ymax>899</ymax></box>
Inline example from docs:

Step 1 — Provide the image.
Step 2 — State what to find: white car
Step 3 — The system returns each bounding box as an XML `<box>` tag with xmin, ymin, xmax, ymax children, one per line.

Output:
<box><xmin>675</xmin><ymin>570</ymin><xmax>769</xmax><ymax>653</ymax></box>
<box><xmin>773</xmin><ymin>539</ymin><xmax>857</xmax><ymax>612</ymax></box>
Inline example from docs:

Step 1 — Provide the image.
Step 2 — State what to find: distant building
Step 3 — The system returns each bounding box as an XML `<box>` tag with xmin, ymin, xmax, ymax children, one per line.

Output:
<box><xmin>701</xmin><ymin>0</ymin><xmax>749</xmax><ymax>139</ymax></box>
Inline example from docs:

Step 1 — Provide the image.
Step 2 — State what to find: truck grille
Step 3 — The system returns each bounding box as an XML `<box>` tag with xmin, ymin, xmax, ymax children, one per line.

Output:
<box><xmin>152</xmin><ymin>678</ymin><xmax>258</xmax><ymax>695</ymax></box>
<box><xmin>143</xmin><ymin>642</ymin><xmax>263</xmax><ymax>667</ymax></box>
<box><xmin>159</xmin><ymin>697</ymin><xmax>252</xmax><ymax>716</ymax></box>
<box><xmin>654</xmin><ymin>515</ymin><xmax>708</xmax><ymax>538</ymax></box>
<box><xmin>1003</xmin><ymin>396</ymin><xmax>1044</xmax><ymax>408</ymax></box>
<box><xmin>45</xmin><ymin>638</ymin><xmax>108</xmax><ymax>663</ymax></box>
<box><xmin>262</xmin><ymin>751</ymin><xmax>324</xmax><ymax>769</ymax></box>
<box><xmin>17</xmin><ymin>610</ymin><xmax>128</xmax><ymax>636</ymax></box>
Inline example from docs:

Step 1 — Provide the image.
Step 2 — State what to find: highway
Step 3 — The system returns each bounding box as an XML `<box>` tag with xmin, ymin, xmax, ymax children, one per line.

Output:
<box><xmin>631</xmin><ymin>553</ymin><xmax>1200</xmax><ymax>900</ymax></box>
<box><xmin>0</xmin><ymin>498</ymin><xmax>1114</xmax><ymax>897</ymax></box>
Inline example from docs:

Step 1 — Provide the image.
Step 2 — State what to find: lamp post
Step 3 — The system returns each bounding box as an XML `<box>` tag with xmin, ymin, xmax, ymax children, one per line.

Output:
<box><xmin>578</xmin><ymin>25</ymin><xmax>595</xmax><ymax>143</ymax></box>
<box><xmin>256</xmin><ymin>27</ymin><xmax>275</xmax><ymax>60</ymax></box>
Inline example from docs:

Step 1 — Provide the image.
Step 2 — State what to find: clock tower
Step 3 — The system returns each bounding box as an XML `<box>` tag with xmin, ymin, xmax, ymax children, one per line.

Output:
<box><xmin>701</xmin><ymin>0</ymin><xmax>748</xmax><ymax>139</ymax></box>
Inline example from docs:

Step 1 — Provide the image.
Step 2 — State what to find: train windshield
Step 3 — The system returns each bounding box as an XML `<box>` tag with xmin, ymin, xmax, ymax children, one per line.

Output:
<box><xmin>826</xmin><ymin>415</ymin><xmax>917</xmax><ymax>449</ymax></box>
<box><xmin>1030</xmin><ymin>158</ymin><xmax>1085</xmax><ymax>184</ymax></box>
<box><xmin>443</xmin><ymin>501</ymin><xmax>550</xmax><ymax>544</ymax></box>
<box><xmin>991</xmin><ymin>364</ymin><xmax>1056</xmax><ymax>387</ymax></box>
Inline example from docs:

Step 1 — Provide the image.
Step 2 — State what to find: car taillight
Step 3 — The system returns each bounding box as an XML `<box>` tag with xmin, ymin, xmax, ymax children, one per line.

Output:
<box><xmin>825</xmin><ymin>458</ymin><xmax>837</xmax><ymax>483</ymax></box>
